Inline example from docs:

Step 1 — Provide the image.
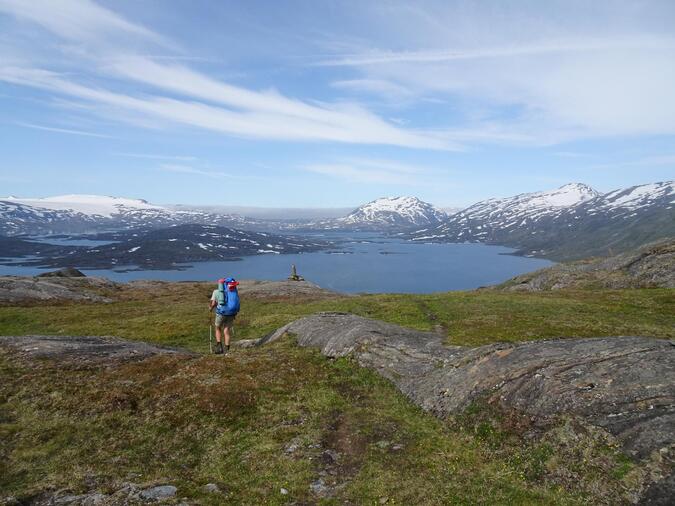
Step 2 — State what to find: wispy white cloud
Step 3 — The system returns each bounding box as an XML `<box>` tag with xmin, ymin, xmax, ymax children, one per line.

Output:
<box><xmin>331</xmin><ymin>78</ymin><xmax>412</xmax><ymax>99</ymax></box>
<box><xmin>140</xmin><ymin>55</ymin><xmax>218</xmax><ymax>62</ymax></box>
<box><xmin>311</xmin><ymin>4</ymin><xmax>675</xmax><ymax>143</ymax></box>
<box><xmin>158</xmin><ymin>164</ymin><xmax>227</xmax><ymax>177</ymax></box>
<box><xmin>0</xmin><ymin>64</ymin><xmax>453</xmax><ymax>148</ymax></box>
<box><xmin>303</xmin><ymin>157</ymin><xmax>436</xmax><ymax>185</ymax></box>
<box><xmin>2</xmin><ymin>0</ymin><xmax>674</xmax><ymax>154</ymax></box>
<box><xmin>0</xmin><ymin>0</ymin><xmax>171</xmax><ymax>47</ymax></box>
<box><xmin>317</xmin><ymin>35</ymin><xmax>675</xmax><ymax>66</ymax></box>
<box><xmin>0</xmin><ymin>1</ymin><xmax>456</xmax><ymax>150</ymax></box>
<box><xmin>157</xmin><ymin>163</ymin><xmax>265</xmax><ymax>181</ymax></box>
<box><xmin>102</xmin><ymin>56</ymin><xmax>451</xmax><ymax>148</ymax></box>
<box><xmin>113</xmin><ymin>152</ymin><xmax>198</xmax><ymax>161</ymax></box>
<box><xmin>15</xmin><ymin>121</ymin><xmax>113</xmax><ymax>138</ymax></box>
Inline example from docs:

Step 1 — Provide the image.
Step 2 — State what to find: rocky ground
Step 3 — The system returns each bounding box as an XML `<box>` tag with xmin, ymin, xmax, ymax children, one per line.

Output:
<box><xmin>251</xmin><ymin>312</ymin><xmax>675</xmax><ymax>503</ymax></box>
<box><xmin>0</xmin><ymin>334</ymin><xmax>194</xmax><ymax>365</ymax></box>
<box><xmin>4</xmin><ymin>469</ymin><xmax>190</xmax><ymax>505</ymax></box>
<box><xmin>2</xmin><ymin>314</ymin><xmax>673</xmax><ymax>504</ymax></box>
<box><xmin>499</xmin><ymin>238</ymin><xmax>675</xmax><ymax>291</ymax></box>
<box><xmin>0</xmin><ymin>272</ymin><xmax>340</xmax><ymax>305</ymax></box>
<box><xmin>1</xmin><ymin>335</ymin><xmax>197</xmax><ymax>505</ymax></box>
<box><xmin>0</xmin><ymin>275</ymin><xmax>117</xmax><ymax>304</ymax></box>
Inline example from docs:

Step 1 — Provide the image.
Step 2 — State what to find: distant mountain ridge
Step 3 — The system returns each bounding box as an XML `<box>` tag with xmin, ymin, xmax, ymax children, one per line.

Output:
<box><xmin>413</xmin><ymin>183</ymin><xmax>599</xmax><ymax>243</ymax></box>
<box><xmin>5</xmin><ymin>224</ymin><xmax>330</xmax><ymax>270</ymax></box>
<box><xmin>412</xmin><ymin>181</ymin><xmax>675</xmax><ymax>260</ymax></box>
<box><xmin>337</xmin><ymin>196</ymin><xmax>447</xmax><ymax>229</ymax></box>
<box><xmin>0</xmin><ymin>194</ymin><xmax>448</xmax><ymax>235</ymax></box>
<box><xmin>0</xmin><ymin>194</ymin><xmax>274</xmax><ymax>236</ymax></box>
<box><xmin>3</xmin><ymin>184</ymin><xmax>672</xmax><ymax>262</ymax></box>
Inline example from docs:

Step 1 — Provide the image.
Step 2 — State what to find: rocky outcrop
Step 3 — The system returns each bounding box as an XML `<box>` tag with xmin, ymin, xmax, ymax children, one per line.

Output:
<box><xmin>0</xmin><ymin>335</ymin><xmax>194</xmax><ymax>365</ymax></box>
<box><xmin>498</xmin><ymin>238</ymin><xmax>675</xmax><ymax>291</ymax></box>
<box><xmin>37</xmin><ymin>267</ymin><xmax>86</xmax><ymax>278</ymax></box>
<box><xmin>0</xmin><ymin>275</ymin><xmax>340</xmax><ymax>305</ymax></box>
<box><xmin>256</xmin><ymin>312</ymin><xmax>674</xmax><ymax>499</ymax></box>
<box><xmin>0</xmin><ymin>275</ymin><xmax>116</xmax><ymax>304</ymax></box>
<box><xmin>238</xmin><ymin>279</ymin><xmax>340</xmax><ymax>298</ymax></box>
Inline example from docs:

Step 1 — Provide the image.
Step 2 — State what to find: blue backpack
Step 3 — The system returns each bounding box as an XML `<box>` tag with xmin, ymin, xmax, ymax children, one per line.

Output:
<box><xmin>216</xmin><ymin>277</ymin><xmax>240</xmax><ymax>316</ymax></box>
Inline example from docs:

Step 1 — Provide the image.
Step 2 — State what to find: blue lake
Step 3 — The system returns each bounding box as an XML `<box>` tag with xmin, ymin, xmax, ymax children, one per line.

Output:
<box><xmin>0</xmin><ymin>233</ymin><xmax>553</xmax><ymax>293</ymax></box>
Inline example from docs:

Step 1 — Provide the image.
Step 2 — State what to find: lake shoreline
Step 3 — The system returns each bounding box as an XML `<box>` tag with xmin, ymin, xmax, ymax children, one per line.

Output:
<box><xmin>0</xmin><ymin>233</ymin><xmax>554</xmax><ymax>294</ymax></box>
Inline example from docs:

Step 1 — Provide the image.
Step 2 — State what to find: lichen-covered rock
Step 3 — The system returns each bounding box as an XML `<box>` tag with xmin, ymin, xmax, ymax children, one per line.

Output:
<box><xmin>0</xmin><ymin>275</ymin><xmax>116</xmax><ymax>303</ymax></box>
<box><xmin>0</xmin><ymin>335</ymin><xmax>194</xmax><ymax>365</ymax></box>
<box><xmin>260</xmin><ymin>312</ymin><xmax>675</xmax><ymax>499</ymax></box>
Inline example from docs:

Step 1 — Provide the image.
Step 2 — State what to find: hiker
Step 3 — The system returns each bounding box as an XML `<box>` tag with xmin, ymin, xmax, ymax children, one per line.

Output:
<box><xmin>209</xmin><ymin>277</ymin><xmax>240</xmax><ymax>355</ymax></box>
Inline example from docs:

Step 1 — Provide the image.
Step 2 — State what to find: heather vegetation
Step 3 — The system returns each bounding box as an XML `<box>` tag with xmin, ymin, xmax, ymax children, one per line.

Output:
<box><xmin>1</xmin><ymin>282</ymin><xmax>673</xmax><ymax>504</ymax></box>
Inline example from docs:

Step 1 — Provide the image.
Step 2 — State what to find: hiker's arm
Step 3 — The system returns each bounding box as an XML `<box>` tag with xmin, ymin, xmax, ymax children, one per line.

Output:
<box><xmin>209</xmin><ymin>299</ymin><xmax>216</xmax><ymax>311</ymax></box>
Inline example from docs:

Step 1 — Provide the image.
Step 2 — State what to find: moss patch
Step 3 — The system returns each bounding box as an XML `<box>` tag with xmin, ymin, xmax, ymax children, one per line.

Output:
<box><xmin>0</xmin><ymin>339</ymin><xmax>595</xmax><ymax>505</ymax></box>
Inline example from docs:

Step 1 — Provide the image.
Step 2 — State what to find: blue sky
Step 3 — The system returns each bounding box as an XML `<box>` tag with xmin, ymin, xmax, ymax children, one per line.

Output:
<box><xmin>1</xmin><ymin>0</ymin><xmax>674</xmax><ymax>208</ymax></box>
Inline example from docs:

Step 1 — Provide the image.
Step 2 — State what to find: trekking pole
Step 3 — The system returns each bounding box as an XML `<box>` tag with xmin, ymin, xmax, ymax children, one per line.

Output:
<box><xmin>208</xmin><ymin>311</ymin><xmax>213</xmax><ymax>354</ymax></box>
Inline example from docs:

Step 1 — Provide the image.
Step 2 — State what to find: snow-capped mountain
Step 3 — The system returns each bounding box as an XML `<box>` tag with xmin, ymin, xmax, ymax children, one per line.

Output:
<box><xmin>412</xmin><ymin>181</ymin><xmax>674</xmax><ymax>260</ymax></box>
<box><xmin>335</xmin><ymin>196</ymin><xmax>446</xmax><ymax>230</ymax></box>
<box><xmin>0</xmin><ymin>193</ymin><xmax>450</xmax><ymax>236</ymax></box>
<box><xmin>413</xmin><ymin>183</ymin><xmax>599</xmax><ymax>242</ymax></box>
<box><xmin>3</xmin><ymin>195</ymin><xmax>164</xmax><ymax>218</ymax></box>
<box><xmin>0</xmin><ymin>194</ymin><xmax>274</xmax><ymax>236</ymax></box>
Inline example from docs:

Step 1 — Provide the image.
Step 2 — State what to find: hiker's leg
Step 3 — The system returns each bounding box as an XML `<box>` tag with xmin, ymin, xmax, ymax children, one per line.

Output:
<box><xmin>214</xmin><ymin>315</ymin><xmax>224</xmax><ymax>342</ymax></box>
<box><xmin>223</xmin><ymin>325</ymin><xmax>231</xmax><ymax>346</ymax></box>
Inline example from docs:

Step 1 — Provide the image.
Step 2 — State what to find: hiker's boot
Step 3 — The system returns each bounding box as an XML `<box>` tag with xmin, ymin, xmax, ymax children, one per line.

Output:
<box><xmin>214</xmin><ymin>342</ymin><xmax>224</xmax><ymax>355</ymax></box>
<box><xmin>224</xmin><ymin>344</ymin><xmax>230</xmax><ymax>355</ymax></box>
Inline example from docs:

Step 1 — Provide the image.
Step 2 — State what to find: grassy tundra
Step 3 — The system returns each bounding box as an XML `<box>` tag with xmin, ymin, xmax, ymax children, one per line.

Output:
<box><xmin>1</xmin><ymin>282</ymin><xmax>673</xmax><ymax>504</ymax></box>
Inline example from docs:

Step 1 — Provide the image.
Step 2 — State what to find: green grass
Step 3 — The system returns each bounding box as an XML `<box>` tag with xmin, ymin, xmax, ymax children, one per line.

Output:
<box><xmin>1</xmin><ymin>284</ymin><xmax>672</xmax><ymax>504</ymax></box>
<box><xmin>0</xmin><ymin>284</ymin><xmax>672</xmax><ymax>351</ymax></box>
<box><xmin>2</xmin><ymin>338</ymin><xmax>630</xmax><ymax>505</ymax></box>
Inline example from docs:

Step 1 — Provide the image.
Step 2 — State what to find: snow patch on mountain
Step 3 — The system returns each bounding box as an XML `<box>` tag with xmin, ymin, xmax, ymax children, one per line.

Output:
<box><xmin>443</xmin><ymin>183</ymin><xmax>598</xmax><ymax>229</ymax></box>
<box><xmin>598</xmin><ymin>181</ymin><xmax>674</xmax><ymax>211</ymax></box>
<box><xmin>339</xmin><ymin>196</ymin><xmax>446</xmax><ymax>228</ymax></box>
<box><xmin>533</xmin><ymin>183</ymin><xmax>599</xmax><ymax>207</ymax></box>
<box><xmin>468</xmin><ymin>183</ymin><xmax>598</xmax><ymax>218</ymax></box>
<box><xmin>2</xmin><ymin>194</ymin><xmax>165</xmax><ymax>218</ymax></box>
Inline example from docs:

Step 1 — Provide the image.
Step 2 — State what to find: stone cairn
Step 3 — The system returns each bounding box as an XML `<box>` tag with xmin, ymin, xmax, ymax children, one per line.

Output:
<box><xmin>288</xmin><ymin>264</ymin><xmax>305</xmax><ymax>281</ymax></box>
